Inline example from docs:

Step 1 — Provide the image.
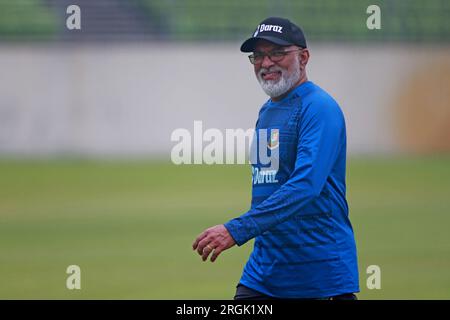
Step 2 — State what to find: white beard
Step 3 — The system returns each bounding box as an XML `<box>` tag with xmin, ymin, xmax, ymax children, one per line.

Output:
<box><xmin>256</xmin><ymin>58</ymin><xmax>301</xmax><ymax>98</ymax></box>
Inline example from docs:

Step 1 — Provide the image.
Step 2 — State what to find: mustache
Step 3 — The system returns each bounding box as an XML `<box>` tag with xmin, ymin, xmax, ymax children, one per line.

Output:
<box><xmin>257</xmin><ymin>66</ymin><xmax>284</xmax><ymax>79</ymax></box>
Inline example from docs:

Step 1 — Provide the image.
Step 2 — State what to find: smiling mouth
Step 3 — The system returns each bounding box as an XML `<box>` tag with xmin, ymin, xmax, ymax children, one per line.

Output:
<box><xmin>261</xmin><ymin>71</ymin><xmax>282</xmax><ymax>81</ymax></box>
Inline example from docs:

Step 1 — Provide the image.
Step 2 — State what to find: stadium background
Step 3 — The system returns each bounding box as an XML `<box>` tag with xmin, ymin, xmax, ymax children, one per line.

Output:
<box><xmin>0</xmin><ymin>0</ymin><xmax>449</xmax><ymax>299</ymax></box>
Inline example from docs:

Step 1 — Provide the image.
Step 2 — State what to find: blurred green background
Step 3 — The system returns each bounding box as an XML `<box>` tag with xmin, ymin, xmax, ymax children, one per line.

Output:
<box><xmin>1</xmin><ymin>157</ymin><xmax>449</xmax><ymax>299</ymax></box>
<box><xmin>0</xmin><ymin>0</ymin><xmax>449</xmax><ymax>41</ymax></box>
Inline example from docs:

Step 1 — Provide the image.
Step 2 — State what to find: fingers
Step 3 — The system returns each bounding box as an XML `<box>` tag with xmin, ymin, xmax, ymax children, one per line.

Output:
<box><xmin>201</xmin><ymin>244</ymin><xmax>214</xmax><ymax>261</ymax></box>
<box><xmin>201</xmin><ymin>243</ymin><xmax>223</xmax><ymax>262</ymax></box>
<box><xmin>192</xmin><ymin>231</ymin><xmax>208</xmax><ymax>250</ymax></box>
<box><xmin>193</xmin><ymin>225</ymin><xmax>234</xmax><ymax>262</ymax></box>
<box><xmin>196</xmin><ymin>238</ymin><xmax>212</xmax><ymax>255</ymax></box>
<box><xmin>210</xmin><ymin>247</ymin><xmax>223</xmax><ymax>262</ymax></box>
<box><xmin>195</xmin><ymin>235</ymin><xmax>218</xmax><ymax>261</ymax></box>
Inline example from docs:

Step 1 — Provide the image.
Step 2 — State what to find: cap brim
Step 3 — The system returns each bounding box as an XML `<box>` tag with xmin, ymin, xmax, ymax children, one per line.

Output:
<box><xmin>240</xmin><ymin>36</ymin><xmax>293</xmax><ymax>52</ymax></box>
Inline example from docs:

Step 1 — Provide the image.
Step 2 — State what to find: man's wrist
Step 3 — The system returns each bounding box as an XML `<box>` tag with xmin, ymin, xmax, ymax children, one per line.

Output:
<box><xmin>224</xmin><ymin>217</ymin><xmax>259</xmax><ymax>246</ymax></box>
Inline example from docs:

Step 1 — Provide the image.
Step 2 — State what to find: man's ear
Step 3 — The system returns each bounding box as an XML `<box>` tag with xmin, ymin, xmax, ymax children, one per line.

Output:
<box><xmin>300</xmin><ymin>49</ymin><xmax>310</xmax><ymax>67</ymax></box>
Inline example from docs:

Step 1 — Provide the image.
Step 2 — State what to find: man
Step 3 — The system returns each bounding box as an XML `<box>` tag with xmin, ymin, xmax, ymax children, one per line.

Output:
<box><xmin>192</xmin><ymin>17</ymin><xmax>359</xmax><ymax>300</ymax></box>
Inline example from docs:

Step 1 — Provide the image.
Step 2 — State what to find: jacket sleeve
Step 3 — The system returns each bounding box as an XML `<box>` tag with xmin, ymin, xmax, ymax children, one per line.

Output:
<box><xmin>224</xmin><ymin>99</ymin><xmax>345</xmax><ymax>246</ymax></box>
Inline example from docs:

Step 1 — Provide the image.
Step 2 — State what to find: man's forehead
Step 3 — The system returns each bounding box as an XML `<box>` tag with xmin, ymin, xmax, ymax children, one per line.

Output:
<box><xmin>253</xmin><ymin>40</ymin><xmax>287</xmax><ymax>52</ymax></box>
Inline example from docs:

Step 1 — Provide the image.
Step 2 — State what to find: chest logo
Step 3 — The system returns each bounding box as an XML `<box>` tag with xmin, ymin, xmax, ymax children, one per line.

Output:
<box><xmin>268</xmin><ymin>130</ymin><xmax>279</xmax><ymax>150</ymax></box>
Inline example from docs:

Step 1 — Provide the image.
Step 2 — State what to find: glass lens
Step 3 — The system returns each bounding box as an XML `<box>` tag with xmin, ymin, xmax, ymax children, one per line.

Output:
<box><xmin>248</xmin><ymin>50</ymin><xmax>296</xmax><ymax>64</ymax></box>
<box><xmin>270</xmin><ymin>51</ymin><xmax>286</xmax><ymax>61</ymax></box>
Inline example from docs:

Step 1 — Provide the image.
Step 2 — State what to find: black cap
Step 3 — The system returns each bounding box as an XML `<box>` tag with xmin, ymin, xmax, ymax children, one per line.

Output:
<box><xmin>240</xmin><ymin>17</ymin><xmax>307</xmax><ymax>52</ymax></box>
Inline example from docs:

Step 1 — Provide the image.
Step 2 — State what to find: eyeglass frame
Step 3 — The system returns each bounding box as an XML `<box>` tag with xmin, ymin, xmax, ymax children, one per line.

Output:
<box><xmin>248</xmin><ymin>47</ymin><xmax>304</xmax><ymax>65</ymax></box>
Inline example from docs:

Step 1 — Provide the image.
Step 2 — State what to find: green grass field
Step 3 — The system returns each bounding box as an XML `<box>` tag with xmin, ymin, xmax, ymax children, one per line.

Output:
<box><xmin>1</xmin><ymin>156</ymin><xmax>449</xmax><ymax>299</ymax></box>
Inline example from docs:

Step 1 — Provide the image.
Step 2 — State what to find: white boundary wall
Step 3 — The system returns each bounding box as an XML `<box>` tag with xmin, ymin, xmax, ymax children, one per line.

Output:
<box><xmin>0</xmin><ymin>43</ymin><xmax>449</xmax><ymax>157</ymax></box>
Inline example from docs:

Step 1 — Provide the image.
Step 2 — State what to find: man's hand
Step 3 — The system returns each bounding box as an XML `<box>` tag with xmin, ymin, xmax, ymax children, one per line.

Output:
<box><xmin>192</xmin><ymin>224</ymin><xmax>236</xmax><ymax>262</ymax></box>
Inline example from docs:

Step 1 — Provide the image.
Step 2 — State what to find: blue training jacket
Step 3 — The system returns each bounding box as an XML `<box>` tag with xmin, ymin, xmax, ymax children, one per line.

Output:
<box><xmin>224</xmin><ymin>81</ymin><xmax>359</xmax><ymax>298</ymax></box>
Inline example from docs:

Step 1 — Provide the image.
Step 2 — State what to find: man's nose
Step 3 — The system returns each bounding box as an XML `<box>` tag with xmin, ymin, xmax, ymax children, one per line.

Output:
<box><xmin>261</xmin><ymin>55</ymin><xmax>274</xmax><ymax>69</ymax></box>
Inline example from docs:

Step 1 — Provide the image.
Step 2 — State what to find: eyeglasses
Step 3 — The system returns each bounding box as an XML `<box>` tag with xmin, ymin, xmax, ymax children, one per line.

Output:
<box><xmin>248</xmin><ymin>48</ymin><xmax>303</xmax><ymax>65</ymax></box>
